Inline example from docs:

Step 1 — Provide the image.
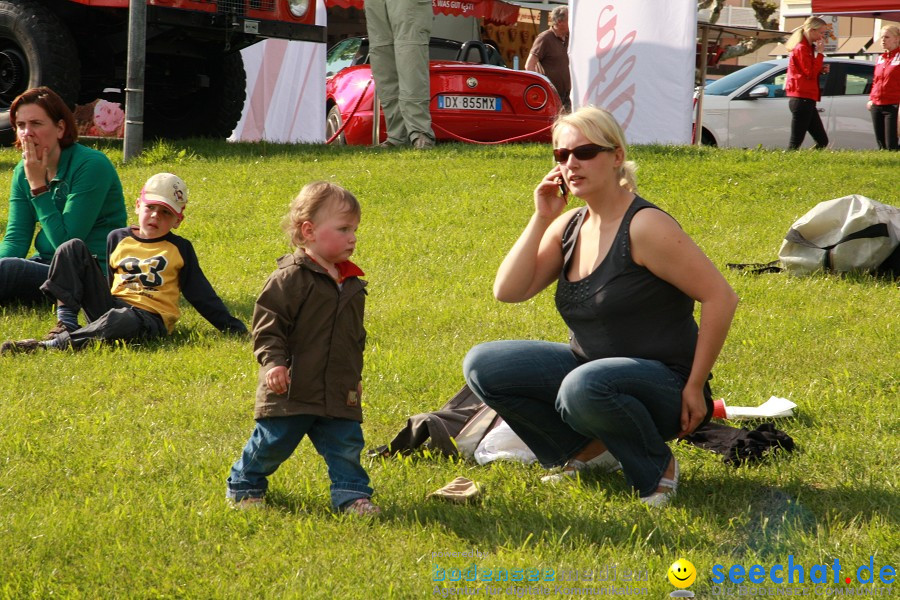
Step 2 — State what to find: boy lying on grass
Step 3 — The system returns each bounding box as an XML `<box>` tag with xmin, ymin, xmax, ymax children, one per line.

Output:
<box><xmin>1</xmin><ymin>172</ymin><xmax>246</xmax><ymax>354</ymax></box>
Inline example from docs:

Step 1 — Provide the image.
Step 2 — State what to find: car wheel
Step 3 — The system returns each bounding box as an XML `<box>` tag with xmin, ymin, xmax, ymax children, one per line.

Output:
<box><xmin>0</xmin><ymin>0</ymin><xmax>81</xmax><ymax>144</ymax></box>
<box><xmin>700</xmin><ymin>129</ymin><xmax>717</xmax><ymax>147</ymax></box>
<box><xmin>326</xmin><ymin>104</ymin><xmax>346</xmax><ymax>144</ymax></box>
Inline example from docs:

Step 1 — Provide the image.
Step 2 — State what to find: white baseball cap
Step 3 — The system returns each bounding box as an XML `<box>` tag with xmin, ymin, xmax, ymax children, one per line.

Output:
<box><xmin>140</xmin><ymin>172</ymin><xmax>188</xmax><ymax>219</ymax></box>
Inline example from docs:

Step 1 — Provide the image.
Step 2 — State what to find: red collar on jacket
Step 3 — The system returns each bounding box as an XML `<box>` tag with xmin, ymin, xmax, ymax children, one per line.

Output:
<box><xmin>304</xmin><ymin>252</ymin><xmax>364</xmax><ymax>283</ymax></box>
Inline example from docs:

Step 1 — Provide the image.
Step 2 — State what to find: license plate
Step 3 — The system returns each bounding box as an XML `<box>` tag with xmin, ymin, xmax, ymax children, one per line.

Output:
<box><xmin>437</xmin><ymin>95</ymin><xmax>501</xmax><ymax>111</ymax></box>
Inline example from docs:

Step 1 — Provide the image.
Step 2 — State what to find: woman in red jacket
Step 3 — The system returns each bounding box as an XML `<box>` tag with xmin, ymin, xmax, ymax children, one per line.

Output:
<box><xmin>784</xmin><ymin>16</ymin><xmax>830</xmax><ymax>149</ymax></box>
<box><xmin>868</xmin><ymin>25</ymin><xmax>900</xmax><ymax>150</ymax></box>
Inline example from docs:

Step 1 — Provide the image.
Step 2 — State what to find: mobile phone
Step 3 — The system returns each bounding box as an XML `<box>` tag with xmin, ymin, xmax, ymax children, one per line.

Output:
<box><xmin>557</xmin><ymin>178</ymin><xmax>568</xmax><ymax>199</ymax></box>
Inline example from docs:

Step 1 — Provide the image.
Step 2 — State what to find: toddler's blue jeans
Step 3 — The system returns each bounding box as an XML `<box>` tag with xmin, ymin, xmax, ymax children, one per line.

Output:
<box><xmin>464</xmin><ymin>340</ymin><xmax>686</xmax><ymax>497</ymax></box>
<box><xmin>227</xmin><ymin>414</ymin><xmax>373</xmax><ymax>509</ymax></box>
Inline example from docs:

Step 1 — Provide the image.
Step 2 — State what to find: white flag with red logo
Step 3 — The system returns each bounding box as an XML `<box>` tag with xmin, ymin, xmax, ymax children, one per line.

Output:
<box><xmin>569</xmin><ymin>0</ymin><xmax>696</xmax><ymax>144</ymax></box>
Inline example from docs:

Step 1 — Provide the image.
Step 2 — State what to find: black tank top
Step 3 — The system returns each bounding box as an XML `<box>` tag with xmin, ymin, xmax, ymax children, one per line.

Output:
<box><xmin>554</xmin><ymin>196</ymin><xmax>699</xmax><ymax>380</ymax></box>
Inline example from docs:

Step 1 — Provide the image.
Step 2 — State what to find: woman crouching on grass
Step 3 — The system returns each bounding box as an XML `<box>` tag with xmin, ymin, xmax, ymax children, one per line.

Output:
<box><xmin>464</xmin><ymin>106</ymin><xmax>738</xmax><ymax>507</ymax></box>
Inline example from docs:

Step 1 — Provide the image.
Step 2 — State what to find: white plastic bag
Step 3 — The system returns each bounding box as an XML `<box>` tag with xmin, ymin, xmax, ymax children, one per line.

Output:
<box><xmin>778</xmin><ymin>195</ymin><xmax>900</xmax><ymax>275</ymax></box>
<box><xmin>474</xmin><ymin>421</ymin><xmax>537</xmax><ymax>466</ymax></box>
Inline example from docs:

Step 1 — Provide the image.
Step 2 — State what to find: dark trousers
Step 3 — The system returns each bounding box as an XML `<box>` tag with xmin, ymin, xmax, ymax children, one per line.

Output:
<box><xmin>870</xmin><ymin>104</ymin><xmax>899</xmax><ymax>150</ymax></box>
<box><xmin>788</xmin><ymin>97</ymin><xmax>828</xmax><ymax>149</ymax></box>
<box><xmin>39</xmin><ymin>239</ymin><xmax>166</xmax><ymax>349</ymax></box>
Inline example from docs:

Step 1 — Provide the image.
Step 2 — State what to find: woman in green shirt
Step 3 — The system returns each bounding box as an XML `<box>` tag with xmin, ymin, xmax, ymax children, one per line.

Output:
<box><xmin>0</xmin><ymin>87</ymin><xmax>127</xmax><ymax>304</ymax></box>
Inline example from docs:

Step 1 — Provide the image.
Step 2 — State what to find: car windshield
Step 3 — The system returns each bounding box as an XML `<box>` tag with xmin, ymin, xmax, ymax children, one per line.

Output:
<box><xmin>705</xmin><ymin>62</ymin><xmax>779</xmax><ymax>96</ymax></box>
<box><xmin>326</xmin><ymin>38</ymin><xmax>363</xmax><ymax>77</ymax></box>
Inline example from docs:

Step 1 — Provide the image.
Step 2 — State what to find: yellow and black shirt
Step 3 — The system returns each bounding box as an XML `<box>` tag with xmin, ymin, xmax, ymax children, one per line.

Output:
<box><xmin>106</xmin><ymin>227</ymin><xmax>246</xmax><ymax>335</ymax></box>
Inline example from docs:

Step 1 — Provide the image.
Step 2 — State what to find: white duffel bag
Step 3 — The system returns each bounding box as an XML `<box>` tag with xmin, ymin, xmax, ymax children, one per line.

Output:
<box><xmin>778</xmin><ymin>195</ymin><xmax>900</xmax><ymax>275</ymax></box>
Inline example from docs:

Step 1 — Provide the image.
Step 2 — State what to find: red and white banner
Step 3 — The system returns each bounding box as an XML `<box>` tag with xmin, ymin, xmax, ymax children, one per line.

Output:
<box><xmin>229</xmin><ymin>0</ymin><xmax>327</xmax><ymax>143</ymax></box>
<box><xmin>569</xmin><ymin>1</ymin><xmax>696</xmax><ymax>144</ymax></box>
<box><xmin>324</xmin><ymin>0</ymin><xmax>519</xmax><ymax>25</ymax></box>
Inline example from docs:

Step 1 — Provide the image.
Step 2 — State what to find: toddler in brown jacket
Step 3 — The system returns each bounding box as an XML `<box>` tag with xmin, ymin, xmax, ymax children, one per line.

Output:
<box><xmin>226</xmin><ymin>182</ymin><xmax>378</xmax><ymax>515</ymax></box>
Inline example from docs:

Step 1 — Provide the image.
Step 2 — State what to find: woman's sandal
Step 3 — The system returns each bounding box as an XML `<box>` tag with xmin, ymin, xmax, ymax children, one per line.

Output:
<box><xmin>640</xmin><ymin>458</ymin><xmax>679</xmax><ymax>507</ymax></box>
<box><xmin>541</xmin><ymin>450</ymin><xmax>622</xmax><ymax>483</ymax></box>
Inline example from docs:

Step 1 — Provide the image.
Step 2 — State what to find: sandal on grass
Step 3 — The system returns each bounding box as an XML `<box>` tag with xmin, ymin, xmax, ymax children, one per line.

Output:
<box><xmin>541</xmin><ymin>450</ymin><xmax>622</xmax><ymax>483</ymax></box>
<box><xmin>640</xmin><ymin>458</ymin><xmax>679</xmax><ymax>508</ymax></box>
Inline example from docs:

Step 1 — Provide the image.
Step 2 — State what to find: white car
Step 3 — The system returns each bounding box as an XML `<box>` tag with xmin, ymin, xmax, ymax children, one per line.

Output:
<box><xmin>696</xmin><ymin>58</ymin><xmax>877</xmax><ymax>149</ymax></box>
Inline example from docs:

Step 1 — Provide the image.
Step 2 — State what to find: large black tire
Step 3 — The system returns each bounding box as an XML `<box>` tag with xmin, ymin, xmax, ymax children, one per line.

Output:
<box><xmin>0</xmin><ymin>0</ymin><xmax>80</xmax><ymax>144</ymax></box>
<box><xmin>144</xmin><ymin>51</ymin><xmax>246</xmax><ymax>139</ymax></box>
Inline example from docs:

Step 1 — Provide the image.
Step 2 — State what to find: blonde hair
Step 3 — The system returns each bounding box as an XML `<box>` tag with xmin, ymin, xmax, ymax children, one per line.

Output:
<box><xmin>785</xmin><ymin>16</ymin><xmax>828</xmax><ymax>51</ymax></box>
<box><xmin>881</xmin><ymin>24</ymin><xmax>900</xmax><ymax>40</ymax></box>
<box><xmin>283</xmin><ymin>181</ymin><xmax>360</xmax><ymax>248</ymax></box>
<box><xmin>552</xmin><ymin>106</ymin><xmax>638</xmax><ymax>193</ymax></box>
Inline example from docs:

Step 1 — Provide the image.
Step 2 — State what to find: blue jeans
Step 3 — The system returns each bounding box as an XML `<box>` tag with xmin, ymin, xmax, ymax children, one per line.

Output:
<box><xmin>0</xmin><ymin>257</ymin><xmax>50</xmax><ymax>304</ymax></box>
<box><xmin>227</xmin><ymin>415</ymin><xmax>373</xmax><ymax>509</ymax></box>
<box><xmin>464</xmin><ymin>340</ymin><xmax>687</xmax><ymax>497</ymax></box>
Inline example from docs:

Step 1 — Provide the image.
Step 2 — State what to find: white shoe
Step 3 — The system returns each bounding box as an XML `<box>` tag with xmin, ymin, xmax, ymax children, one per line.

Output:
<box><xmin>640</xmin><ymin>458</ymin><xmax>679</xmax><ymax>507</ymax></box>
<box><xmin>541</xmin><ymin>450</ymin><xmax>621</xmax><ymax>483</ymax></box>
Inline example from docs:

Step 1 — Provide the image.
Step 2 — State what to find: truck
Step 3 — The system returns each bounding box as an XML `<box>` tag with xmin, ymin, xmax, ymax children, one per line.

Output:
<box><xmin>0</xmin><ymin>0</ymin><xmax>325</xmax><ymax>141</ymax></box>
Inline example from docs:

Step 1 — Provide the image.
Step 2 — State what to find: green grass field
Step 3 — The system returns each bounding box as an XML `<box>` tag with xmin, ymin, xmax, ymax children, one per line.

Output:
<box><xmin>0</xmin><ymin>140</ymin><xmax>897</xmax><ymax>599</ymax></box>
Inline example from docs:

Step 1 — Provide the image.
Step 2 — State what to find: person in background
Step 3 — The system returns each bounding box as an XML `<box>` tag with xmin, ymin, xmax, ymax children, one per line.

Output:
<box><xmin>868</xmin><ymin>25</ymin><xmax>900</xmax><ymax>151</ymax></box>
<box><xmin>365</xmin><ymin>0</ymin><xmax>436</xmax><ymax>149</ymax></box>
<box><xmin>525</xmin><ymin>6</ymin><xmax>571</xmax><ymax>112</ymax></box>
<box><xmin>0</xmin><ymin>87</ymin><xmax>126</xmax><ymax>306</ymax></box>
<box><xmin>784</xmin><ymin>16</ymin><xmax>831</xmax><ymax>149</ymax></box>
<box><xmin>464</xmin><ymin>107</ymin><xmax>737</xmax><ymax>507</ymax></box>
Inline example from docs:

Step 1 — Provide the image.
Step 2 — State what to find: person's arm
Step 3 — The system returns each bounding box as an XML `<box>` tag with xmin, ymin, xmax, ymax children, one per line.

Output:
<box><xmin>31</xmin><ymin>151</ymin><xmax>117</xmax><ymax>251</ymax></box>
<box><xmin>177</xmin><ymin>238</ymin><xmax>248</xmax><ymax>334</ymax></box>
<box><xmin>793</xmin><ymin>42</ymin><xmax>824</xmax><ymax>80</ymax></box>
<box><xmin>252</xmin><ymin>268</ymin><xmax>309</xmax><ymax>394</ymax></box>
<box><xmin>493</xmin><ymin>167</ymin><xmax>572</xmax><ymax>302</ymax></box>
<box><xmin>525</xmin><ymin>34</ymin><xmax>545</xmax><ymax>73</ymax></box>
<box><xmin>524</xmin><ymin>52</ymin><xmax>544</xmax><ymax>74</ymax></box>
<box><xmin>0</xmin><ymin>167</ymin><xmax>38</xmax><ymax>258</ymax></box>
<box><xmin>630</xmin><ymin>209</ymin><xmax>739</xmax><ymax>436</ymax></box>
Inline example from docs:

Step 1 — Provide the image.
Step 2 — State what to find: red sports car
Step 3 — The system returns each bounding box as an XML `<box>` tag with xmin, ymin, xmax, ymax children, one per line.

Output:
<box><xmin>325</xmin><ymin>37</ymin><xmax>563</xmax><ymax>145</ymax></box>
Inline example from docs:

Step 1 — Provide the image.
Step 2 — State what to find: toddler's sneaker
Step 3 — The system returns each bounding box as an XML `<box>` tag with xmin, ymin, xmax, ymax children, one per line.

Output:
<box><xmin>231</xmin><ymin>497</ymin><xmax>265</xmax><ymax>510</ymax></box>
<box><xmin>342</xmin><ymin>498</ymin><xmax>381</xmax><ymax>516</ymax></box>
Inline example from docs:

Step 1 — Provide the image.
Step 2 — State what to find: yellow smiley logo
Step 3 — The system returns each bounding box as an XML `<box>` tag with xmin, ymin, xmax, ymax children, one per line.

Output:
<box><xmin>668</xmin><ymin>558</ymin><xmax>697</xmax><ymax>588</ymax></box>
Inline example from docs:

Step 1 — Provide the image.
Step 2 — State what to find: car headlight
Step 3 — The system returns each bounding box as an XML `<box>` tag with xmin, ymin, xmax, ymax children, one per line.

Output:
<box><xmin>524</xmin><ymin>84</ymin><xmax>548</xmax><ymax>111</ymax></box>
<box><xmin>288</xmin><ymin>0</ymin><xmax>309</xmax><ymax>18</ymax></box>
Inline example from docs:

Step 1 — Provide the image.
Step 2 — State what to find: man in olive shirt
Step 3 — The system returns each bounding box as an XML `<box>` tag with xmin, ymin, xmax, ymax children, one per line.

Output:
<box><xmin>525</xmin><ymin>6</ymin><xmax>571</xmax><ymax>111</ymax></box>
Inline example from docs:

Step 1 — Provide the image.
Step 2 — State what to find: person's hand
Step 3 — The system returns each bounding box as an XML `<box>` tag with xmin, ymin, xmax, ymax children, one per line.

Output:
<box><xmin>21</xmin><ymin>137</ymin><xmax>49</xmax><ymax>191</ymax></box>
<box><xmin>678</xmin><ymin>385</ymin><xmax>708</xmax><ymax>438</ymax></box>
<box><xmin>814</xmin><ymin>38</ymin><xmax>825</xmax><ymax>53</ymax></box>
<box><xmin>867</xmin><ymin>100</ymin><xmax>873</xmax><ymax>111</ymax></box>
<box><xmin>266</xmin><ymin>365</ymin><xmax>290</xmax><ymax>395</ymax></box>
<box><xmin>534</xmin><ymin>165</ymin><xmax>569</xmax><ymax>221</ymax></box>
<box><xmin>821</xmin><ymin>63</ymin><xmax>830</xmax><ymax>74</ymax></box>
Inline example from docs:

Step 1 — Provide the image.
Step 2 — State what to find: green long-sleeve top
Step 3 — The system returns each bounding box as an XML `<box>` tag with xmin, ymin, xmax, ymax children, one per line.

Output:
<box><xmin>0</xmin><ymin>143</ymin><xmax>127</xmax><ymax>272</ymax></box>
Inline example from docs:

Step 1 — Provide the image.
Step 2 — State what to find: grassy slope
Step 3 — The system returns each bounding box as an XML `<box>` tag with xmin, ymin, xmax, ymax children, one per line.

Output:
<box><xmin>0</xmin><ymin>141</ymin><xmax>896</xmax><ymax>598</ymax></box>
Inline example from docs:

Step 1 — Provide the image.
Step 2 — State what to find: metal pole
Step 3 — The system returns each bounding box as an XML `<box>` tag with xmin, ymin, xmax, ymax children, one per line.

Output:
<box><xmin>372</xmin><ymin>89</ymin><xmax>381</xmax><ymax>146</ymax></box>
<box><xmin>124</xmin><ymin>0</ymin><xmax>147</xmax><ymax>162</ymax></box>
<box><xmin>694</xmin><ymin>24</ymin><xmax>709</xmax><ymax>146</ymax></box>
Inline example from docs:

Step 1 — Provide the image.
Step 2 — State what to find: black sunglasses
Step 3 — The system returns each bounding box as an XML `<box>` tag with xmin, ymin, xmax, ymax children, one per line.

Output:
<box><xmin>553</xmin><ymin>144</ymin><xmax>615</xmax><ymax>163</ymax></box>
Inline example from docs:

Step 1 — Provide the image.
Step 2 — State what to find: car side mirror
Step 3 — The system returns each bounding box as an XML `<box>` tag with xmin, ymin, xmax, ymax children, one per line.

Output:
<box><xmin>747</xmin><ymin>85</ymin><xmax>771</xmax><ymax>99</ymax></box>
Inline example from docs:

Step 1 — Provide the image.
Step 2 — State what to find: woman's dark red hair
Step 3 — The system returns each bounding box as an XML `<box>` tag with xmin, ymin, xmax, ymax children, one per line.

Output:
<box><xmin>9</xmin><ymin>87</ymin><xmax>78</xmax><ymax>150</ymax></box>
